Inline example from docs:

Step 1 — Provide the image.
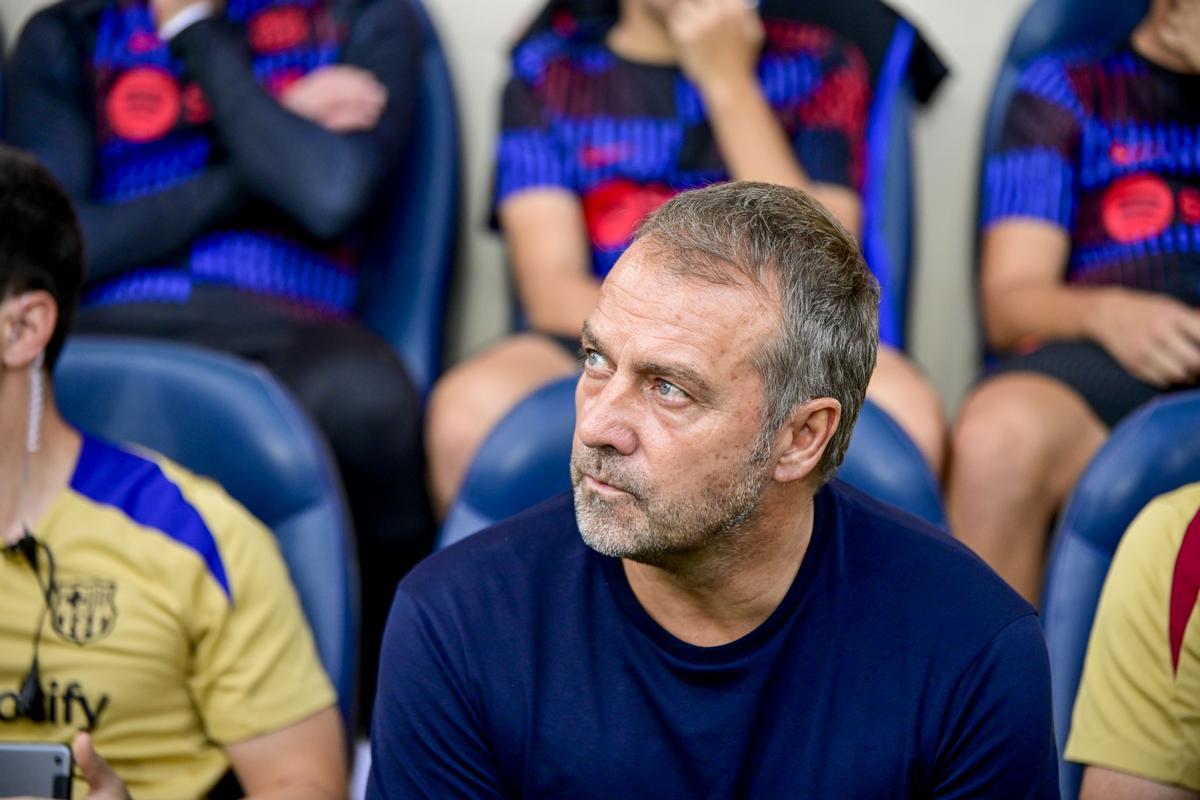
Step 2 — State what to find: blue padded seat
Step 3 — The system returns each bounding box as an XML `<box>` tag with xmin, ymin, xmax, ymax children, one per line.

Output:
<box><xmin>55</xmin><ymin>336</ymin><xmax>360</xmax><ymax>730</ymax></box>
<box><xmin>357</xmin><ymin>0</ymin><xmax>460</xmax><ymax>400</ymax></box>
<box><xmin>438</xmin><ymin>375</ymin><xmax>944</xmax><ymax>550</ymax></box>
<box><xmin>1042</xmin><ymin>389</ymin><xmax>1200</xmax><ymax>800</ymax></box>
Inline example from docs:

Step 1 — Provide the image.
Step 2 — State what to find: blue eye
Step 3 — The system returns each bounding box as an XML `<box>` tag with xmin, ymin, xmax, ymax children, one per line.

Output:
<box><xmin>655</xmin><ymin>380</ymin><xmax>684</xmax><ymax>399</ymax></box>
<box><xmin>583</xmin><ymin>350</ymin><xmax>608</xmax><ymax>369</ymax></box>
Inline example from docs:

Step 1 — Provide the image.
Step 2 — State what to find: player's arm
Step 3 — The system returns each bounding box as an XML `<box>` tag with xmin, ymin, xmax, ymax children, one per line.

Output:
<box><xmin>983</xmin><ymin>219</ymin><xmax>1200</xmax><ymax>386</ymax></box>
<box><xmin>667</xmin><ymin>0</ymin><xmax>860</xmax><ymax>235</ymax></box>
<box><xmin>499</xmin><ymin>190</ymin><xmax>599</xmax><ymax>337</ymax></box>
<box><xmin>1081</xmin><ymin>766</ymin><xmax>1200</xmax><ymax>799</ymax></box>
<box><xmin>492</xmin><ymin>72</ymin><xmax>598</xmax><ymax>337</ymax></box>
<box><xmin>226</xmin><ymin>706</ymin><xmax>347</xmax><ymax>800</ymax></box>
<box><xmin>156</xmin><ymin>0</ymin><xmax>419</xmax><ymax>239</ymax></box>
<box><xmin>6</xmin><ymin>8</ymin><xmax>244</xmax><ymax>284</ymax></box>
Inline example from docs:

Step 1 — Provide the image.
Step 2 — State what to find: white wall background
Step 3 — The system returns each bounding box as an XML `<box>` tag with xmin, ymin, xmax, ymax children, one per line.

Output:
<box><xmin>2</xmin><ymin>0</ymin><xmax>1035</xmax><ymax>414</ymax></box>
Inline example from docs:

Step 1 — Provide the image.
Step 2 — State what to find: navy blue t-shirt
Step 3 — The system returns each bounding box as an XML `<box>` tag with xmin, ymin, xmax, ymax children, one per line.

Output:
<box><xmin>368</xmin><ymin>483</ymin><xmax>1058</xmax><ymax>799</ymax></box>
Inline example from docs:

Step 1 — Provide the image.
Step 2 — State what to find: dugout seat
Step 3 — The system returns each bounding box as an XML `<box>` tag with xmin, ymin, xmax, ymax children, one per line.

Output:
<box><xmin>1042</xmin><ymin>388</ymin><xmax>1200</xmax><ymax>800</ymax></box>
<box><xmin>56</xmin><ymin>336</ymin><xmax>360</xmax><ymax>731</ymax></box>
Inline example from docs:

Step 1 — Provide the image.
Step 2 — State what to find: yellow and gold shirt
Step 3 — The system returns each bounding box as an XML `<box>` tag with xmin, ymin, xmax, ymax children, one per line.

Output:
<box><xmin>1066</xmin><ymin>482</ymin><xmax>1200</xmax><ymax>791</ymax></box>
<box><xmin>0</xmin><ymin>435</ymin><xmax>336</xmax><ymax>799</ymax></box>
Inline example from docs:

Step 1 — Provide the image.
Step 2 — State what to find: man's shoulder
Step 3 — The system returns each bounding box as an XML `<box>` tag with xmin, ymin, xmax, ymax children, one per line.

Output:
<box><xmin>827</xmin><ymin>481</ymin><xmax>1035</xmax><ymax>630</ymax></box>
<box><xmin>762</xmin><ymin>18</ymin><xmax>867</xmax><ymax>70</ymax></box>
<box><xmin>1014</xmin><ymin>41</ymin><xmax>1125</xmax><ymax>109</ymax></box>
<box><xmin>509</xmin><ymin>23</ymin><xmax>612</xmax><ymax>89</ymax></box>
<box><xmin>68</xmin><ymin>434</ymin><xmax>269</xmax><ymax>598</ymax></box>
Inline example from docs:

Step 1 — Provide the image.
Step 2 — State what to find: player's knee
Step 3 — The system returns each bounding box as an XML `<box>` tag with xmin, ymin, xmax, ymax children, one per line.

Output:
<box><xmin>425</xmin><ymin>364</ymin><xmax>497</xmax><ymax>476</ymax></box>
<box><xmin>951</xmin><ymin>380</ymin><xmax>1055</xmax><ymax>493</ymax></box>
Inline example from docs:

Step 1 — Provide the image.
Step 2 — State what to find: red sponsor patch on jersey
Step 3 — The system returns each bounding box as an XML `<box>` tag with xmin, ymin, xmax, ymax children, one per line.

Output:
<box><xmin>1101</xmin><ymin>173</ymin><xmax>1174</xmax><ymax>243</ymax></box>
<box><xmin>181</xmin><ymin>83</ymin><xmax>212</xmax><ymax>124</ymax></box>
<box><xmin>582</xmin><ymin>179</ymin><xmax>676</xmax><ymax>251</ymax></box>
<box><xmin>249</xmin><ymin>6</ymin><xmax>311</xmax><ymax>53</ymax></box>
<box><xmin>106</xmin><ymin>67</ymin><xmax>181</xmax><ymax>143</ymax></box>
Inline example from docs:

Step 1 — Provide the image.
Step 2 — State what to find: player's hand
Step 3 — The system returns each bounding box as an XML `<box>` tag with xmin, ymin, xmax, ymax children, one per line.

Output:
<box><xmin>667</xmin><ymin>0</ymin><xmax>763</xmax><ymax>98</ymax></box>
<box><xmin>74</xmin><ymin>732</ymin><xmax>132</xmax><ymax>800</ymax></box>
<box><xmin>1091</xmin><ymin>289</ymin><xmax>1200</xmax><ymax>387</ymax></box>
<box><xmin>280</xmin><ymin>65</ymin><xmax>388</xmax><ymax>133</ymax></box>
<box><xmin>149</xmin><ymin>0</ymin><xmax>223</xmax><ymax>32</ymax></box>
<box><xmin>1161</xmin><ymin>0</ymin><xmax>1200</xmax><ymax>72</ymax></box>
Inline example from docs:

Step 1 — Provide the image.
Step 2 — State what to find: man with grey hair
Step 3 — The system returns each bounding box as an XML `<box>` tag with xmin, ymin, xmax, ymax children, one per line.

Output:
<box><xmin>368</xmin><ymin>182</ymin><xmax>1057</xmax><ymax>799</ymax></box>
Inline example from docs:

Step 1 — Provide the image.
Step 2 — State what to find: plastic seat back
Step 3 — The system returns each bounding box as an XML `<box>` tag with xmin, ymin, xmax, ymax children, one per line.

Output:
<box><xmin>357</xmin><ymin>0</ymin><xmax>460</xmax><ymax>400</ymax></box>
<box><xmin>1042</xmin><ymin>389</ymin><xmax>1200</xmax><ymax>800</ymax></box>
<box><xmin>56</xmin><ymin>337</ymin><xmax>360</xmax><ymax>729</ymax></box>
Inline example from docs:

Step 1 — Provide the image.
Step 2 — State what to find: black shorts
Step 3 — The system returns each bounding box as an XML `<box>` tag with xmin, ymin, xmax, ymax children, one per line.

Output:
<box><xmin>984</xmin><ymin>340</ymin><xmax>1168</xmax><ymax>429</ymax></box>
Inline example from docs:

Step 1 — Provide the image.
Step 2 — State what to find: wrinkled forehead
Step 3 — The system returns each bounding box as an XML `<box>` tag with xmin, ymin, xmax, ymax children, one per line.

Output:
<box><xmin>592</xmin><ymin>241</ymin><xmax>782</xmax><ymax>369</ymax></box>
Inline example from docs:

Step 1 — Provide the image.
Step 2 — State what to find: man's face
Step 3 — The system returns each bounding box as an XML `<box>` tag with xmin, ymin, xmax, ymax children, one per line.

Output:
<box><xmin>570</xmin><ymin>240</ymin><xmax>782</xmax><ymax>563</ymax></box>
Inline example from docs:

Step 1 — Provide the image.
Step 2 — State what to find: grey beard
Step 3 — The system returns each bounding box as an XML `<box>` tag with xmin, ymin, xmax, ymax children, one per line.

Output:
<box><xmin>571</xmin><ymin>446</ymin><xmax>771</xmax><ymax>565</ymax></box>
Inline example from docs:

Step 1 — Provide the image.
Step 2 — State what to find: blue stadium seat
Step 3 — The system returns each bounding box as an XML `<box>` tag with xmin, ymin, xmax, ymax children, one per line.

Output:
<box><xmin>863</xmin><ymin>20</ymin><xmax>918</xmax><ymax>350</ymax></box>
<box><xmin>1042</xmin><ymin>389</ymin><xmax>1200</xmax><ymax>800</ymax></box>
<box><xmin>55</xmin><ymin>337</ymin><xmax>360</xmax><ymax>731</ymax></box>
<box><xmin>438</xmin><ymin>375</ymin><xmax>944</xmax><ymax>549</ymax></box>
<box><xmin>357</xmin><ymin>0</ymin><xmax>459</xmax><ymax>400</ymax></box>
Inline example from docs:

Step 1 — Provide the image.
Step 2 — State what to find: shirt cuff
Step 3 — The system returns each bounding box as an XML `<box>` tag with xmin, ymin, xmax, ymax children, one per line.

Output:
<box><xmin>158</xmin><ymin>2</ymin><xmax>215</xmax><ymax>42</ymax></box>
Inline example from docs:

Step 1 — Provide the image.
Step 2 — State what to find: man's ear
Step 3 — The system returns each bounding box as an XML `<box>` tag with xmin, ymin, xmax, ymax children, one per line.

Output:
<box><xmin>770</xmin><ymin>397</ymin><xmax>841</xmax><ymax>485</ymax></box>
<box><xmin>1</xmin><ymin>291</ymin><xmax>57</xmax><ymax>370</ymax></box>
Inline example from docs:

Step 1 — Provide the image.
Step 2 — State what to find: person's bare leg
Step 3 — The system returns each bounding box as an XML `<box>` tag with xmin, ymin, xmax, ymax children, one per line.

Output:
<box><xmin>426</xmin><ymin>333</ymin><xmax>579</xmax><ymax>516</ymax></box>
<box><xmin>866</xmin><ymin>345</ymin><xmax>947</xmax><ymax>477</ymax></box>
<box><xmin>946</xmin><ymin>373</ymin><xmax>1107</xmax><ymax>603</ymax></box>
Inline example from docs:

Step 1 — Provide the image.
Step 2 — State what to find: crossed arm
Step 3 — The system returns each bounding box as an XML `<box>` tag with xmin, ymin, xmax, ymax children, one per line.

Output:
<box><xmin>7</xmin><ymin>0</ymin><xmax>416</xmax><ymax>286</ymax></box>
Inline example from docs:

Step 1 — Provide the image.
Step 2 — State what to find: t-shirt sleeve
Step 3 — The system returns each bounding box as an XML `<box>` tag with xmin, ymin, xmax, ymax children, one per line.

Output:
<box><xmin>183</xmin><ymin>481</ymin><xmax>336</xmax><ymax>745</ymax></box>
<box><xmin>931</xmin><ymin>613</ymin><xmax>1059</xmax><ymax>798</ymax></box>
<box><xmin>491</xmin><ymin>72</ymin><xmax>575</xmax><ymax>218</ymax></box>
<box><xmin>789</xmin><ymin>36</ymin><xmax>870</xmax><ymax>190</ymax></box>
<box><xmin>1065</xmin><ymin>494</ymin><xmax>1200</xmax><ymax>792</ymax></box>
<box><xmin>366</xmin><ymin>588</ymin><xmax>507</xmax><ymax>799</ymax></box>
<box><xmin>981</xmin><ymin>56</ymin><xmax>1083</xmax><ymax>231</ymax></box>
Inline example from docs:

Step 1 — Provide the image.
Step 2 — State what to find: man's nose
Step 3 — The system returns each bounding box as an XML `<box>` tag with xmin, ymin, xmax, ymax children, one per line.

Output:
<box><xmin>575</xmin><ymin>374</ymin><xmax>638</xmax><ymax>456</ymax></box>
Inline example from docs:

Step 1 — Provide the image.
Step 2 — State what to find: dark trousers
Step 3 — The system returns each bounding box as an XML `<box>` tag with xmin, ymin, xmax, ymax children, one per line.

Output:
<box><xmin>77</xmin><ymin>286</ymin><xmax>434</xmax><ymax>728</ymax></box>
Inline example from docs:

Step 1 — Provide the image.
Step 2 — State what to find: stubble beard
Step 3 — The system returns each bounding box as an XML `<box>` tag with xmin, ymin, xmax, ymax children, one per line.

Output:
<box><xmin>571</xmin><ymin>440</ymin><xmax>773</xmax><ymax>566</ymax></box>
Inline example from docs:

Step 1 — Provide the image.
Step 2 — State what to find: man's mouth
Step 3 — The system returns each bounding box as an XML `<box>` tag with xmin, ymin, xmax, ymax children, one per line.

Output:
<box><xmin>583</xmin><ymin>473</ymin><xmax>632</xmax><ymax>498</ymax></box>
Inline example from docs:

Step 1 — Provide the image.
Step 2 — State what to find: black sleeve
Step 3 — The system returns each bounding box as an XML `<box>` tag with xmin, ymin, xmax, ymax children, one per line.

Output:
<box><xmin>169</xmin><ymin>0</ymin><xmax>420</xmax><ymax>240</ymax></box>
<box><xmin>909</xmin><ymin>27</ymin><xmax>949</xmax><ymax>105</ymax></box>
<box><xmin>6</xmin><ymin>7</ymin><xmax>244</xmax><ymax>286</ymax></box>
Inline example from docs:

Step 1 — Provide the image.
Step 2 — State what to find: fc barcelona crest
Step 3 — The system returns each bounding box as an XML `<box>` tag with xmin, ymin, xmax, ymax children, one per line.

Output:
<box><xmin>52</xmin><ymin>579</ymin><xmax>118</xmax><ymax>646</ymax></box>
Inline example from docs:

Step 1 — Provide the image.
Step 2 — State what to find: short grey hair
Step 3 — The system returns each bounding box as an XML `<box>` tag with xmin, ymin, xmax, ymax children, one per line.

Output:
<box><xmin>634</xmin><ymin>181</ymin><xmax>879</xmax><ymax>483</ymax></box>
